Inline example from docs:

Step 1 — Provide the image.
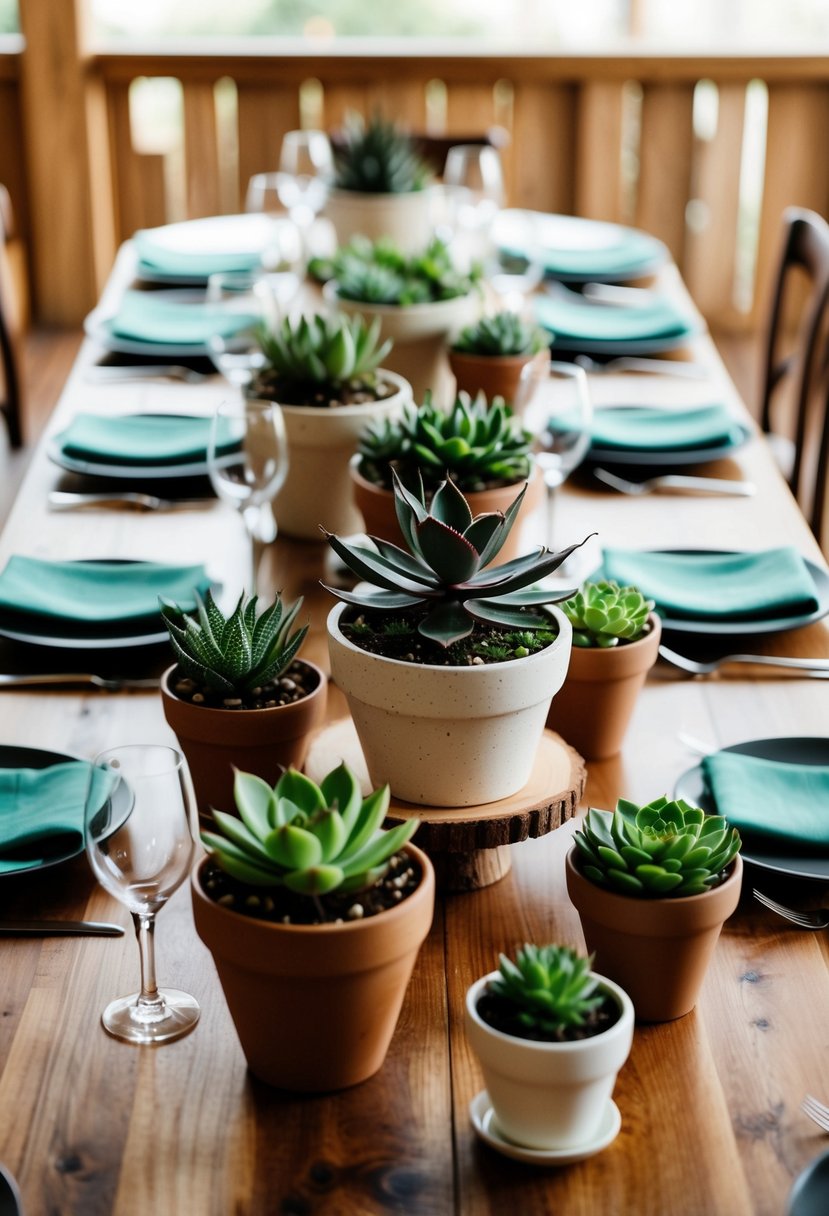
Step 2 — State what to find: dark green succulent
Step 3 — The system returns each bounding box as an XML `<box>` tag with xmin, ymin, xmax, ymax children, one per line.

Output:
<box><xmin>356</xmin><ymin>392</ymin><xmax>532</xmax><ymax>493</ymax></box>
<box><xmin>562</xmin><ymin>580</ymin><xmax>654</xmax><ymax>648</ymax></box>
<box><xmin>254</xmin><ymin>312</ymin><xmax>392</xmax><ymax>399</ymax></box>
<box><xmin>310</xmin><ymin>237</ymin><xmax>480</xmax><ymax>306</ymax></box>
<box><xmin>574</xmin><ymin>797</ymin><xmax>742</xmax><ymax>898</ymax></box>
<box><xmin>324</xmin><ymin>471</ymin><xmax>588</xmax><ymax>647</ymax></box>
<box><xmin>452</xmin><ymin>310</ymin><xmax>548</xmax><ymax>357</ymax></box>
<box><xmin>161</xmin><ymin>590</ymin><xmax>307</xmax><ymax>696</ymax></box>
<box><xmin>486</xmin><ymin>944</ymin><xmax>604</xmax><ymax>1036</ymax></box>
<box><xmin>202</xmin><ymin>763</ymin><xmax>417</xmax><ymax>896</ymax></box>
<box><xmin>333</xmin><ymin>113</ymin><xmax>430</xmax><ymax>194</ymax></box>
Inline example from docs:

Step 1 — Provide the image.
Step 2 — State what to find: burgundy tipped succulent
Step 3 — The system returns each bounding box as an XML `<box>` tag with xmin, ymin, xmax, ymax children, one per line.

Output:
<box><xmin>323</xmin><ymin>471</ymin><xmax>590</xmax><ymax>648</ymax></box>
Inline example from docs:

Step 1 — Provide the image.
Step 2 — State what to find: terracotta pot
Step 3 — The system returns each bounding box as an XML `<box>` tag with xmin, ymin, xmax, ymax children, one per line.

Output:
<box><xmin>546</xmin><ymin>613</ymin><xmax>662</xmax><ymax>760</ymax></box>
<box><xmin>191</xmin><ymin>844</ymin><xmax>435</xmax><ymax>1090</ymax></box>
<box><xmin>349</xmin><ymin>458</ymin><xmax>544</xmax><ymax>563</ymax></box>
<box><xmin>249</xmin><ymin>370</ymin><xmax>410</xmax><ymax>539</ymax></box>
<box><xmin>448</xmin><ymin>348</ymin><xmax>549</xmax><ymax>408</ymax></box>
<box><xmin>160</xmin><ymin>660</ymin><xmax>328</xmax><ymax>817</ymax></box>
<box><xmin>323</xmin><ymin>186</ymin><xmax>438</xmax><ymax>253</ymax></box>
<box><xmin>465</xmin><ymin>969</ymin><xmax>634</xmax><ymax>1150</ymax></box>
<box><xmin>565</xmin><ymin>848</ymin><xmax>744</xmax><ymax>1022</ymax></box>
<box><xmin>327</xmin><ymin>602</ymin><xmax>572</xmax><ymax>807</ymax></box>
<box><xmin>324</xmin><ymin>281</ymin><xmax>482</xmax><ymax>403</ymax></box>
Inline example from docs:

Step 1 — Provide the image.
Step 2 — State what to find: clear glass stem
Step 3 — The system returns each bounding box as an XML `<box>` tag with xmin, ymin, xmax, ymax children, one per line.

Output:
<box><xmin>132</xmin><ymin>911</ymin><xmax>165</xmax><ymax>1022</ymax></box>
<box><xmin>544</xmin><ymin>477</ymin><xmax>558</xmax><ymax>550</ymax></box>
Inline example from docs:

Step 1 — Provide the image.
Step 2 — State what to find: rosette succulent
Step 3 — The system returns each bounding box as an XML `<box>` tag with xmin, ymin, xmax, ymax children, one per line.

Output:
<box><xmin>334</xmin><ymin>113</ymin><xmax>430</xmax><ymax>194</ymax></box>
<box><xmin>311</xmin><ymin>236</ymin><xmax>479</xmax><ymax>306</ymax></box>
<box><xmin>324</xmin><ymin>471</ymin><xmax>588</xmax><ymax>647</ymax></box>
<box><xmin>562</xmin><ymin>580</ymin><xmax>654</xmax><ymax>648</ymax></box>
<box><xmin>161</xmin><ymin>590</ymin><xmax>307</xmax><ymax>696</ymax></box>
<box><xmin>255</xmin><ymin>312</ymin><xmax>392</xmax><ymax>401</ymax></box>
<box><xmin>356</xmin><ymin>392</ymin><xmax>532</xmax><ymax>493</ymax></box>
<box><xmin>202</xmin><ymin>763</ymin><xmax>417</xmax><ymax>896</ymax></box>
<box><xmin>485</xmin><ymin>944</ymin><xmax>604</xmax><ymax>1037</ymax></box>
<box><xmin>574</xmin><ymin>797</ymin><xmax>742</xmax><ymax>898</ymax></box>
<box><xmin>452</xmin><ymin>310</ymin><xmax>547</xmax><ymax>358</ymax></box>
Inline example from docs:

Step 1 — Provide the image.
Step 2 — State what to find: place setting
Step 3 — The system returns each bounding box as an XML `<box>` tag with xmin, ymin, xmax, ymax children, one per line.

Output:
<box><xmin>533</xmin><ymin>280</ymin><xmax>701</xmax><ymax>358</ymax></box>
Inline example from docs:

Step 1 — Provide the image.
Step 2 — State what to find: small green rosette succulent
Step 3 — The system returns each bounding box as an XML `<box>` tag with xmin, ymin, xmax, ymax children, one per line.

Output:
<box><xmin>561</xmin><ymin>580</ymin><xmax>654</xmax><ymax>648</ymax></box>
<box><xmin>257</xmin><ymin>312</ymin><xmax>391</xmax><ymax>396</ymax></box>
<box><xmin>487</xmin><ymin>944</ymin><xmax>604</xmax><ymax>1036</ymax></box>
<box><xmin>452</xmin><ymin>310</ymin><xmax>547</xmax><ymax>357</ymax></box>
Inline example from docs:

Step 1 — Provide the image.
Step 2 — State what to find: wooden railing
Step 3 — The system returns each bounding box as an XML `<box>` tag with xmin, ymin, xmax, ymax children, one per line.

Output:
<box><xmin>2</xmin><ymin>29</ymin><xmax>829</xmax><ymax>328</ymax></box>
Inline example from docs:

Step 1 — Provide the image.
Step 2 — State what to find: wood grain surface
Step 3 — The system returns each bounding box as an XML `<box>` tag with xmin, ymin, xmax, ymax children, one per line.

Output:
<box><xmin>0</xmin><ymin>250</ymin><xmax>828</xmax><ymax>1215</ymax></box>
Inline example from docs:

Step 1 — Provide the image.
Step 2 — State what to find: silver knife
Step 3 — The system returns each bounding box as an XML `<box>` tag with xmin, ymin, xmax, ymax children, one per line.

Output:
<box><xmin>0</xmin><ymin>920</ymin><xmax>125</xmax><ymax>936</ymax></box>
<box><xmin>48</xmin><ymin>491</ymin><xmax>214</xmax><ymax>512</ymax></box>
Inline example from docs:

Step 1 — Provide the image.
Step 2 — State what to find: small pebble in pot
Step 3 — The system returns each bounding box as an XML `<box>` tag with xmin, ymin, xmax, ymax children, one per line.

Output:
<box><xmin>223</xmin><ymin>698</ymin><xmax>243</xmax><ymax>708</ymax></box>
<box><xmin>345</xmin><ymin>903</ymin><xmax>364</xmax><ymax>920</ymax></box>
<box><xmin>192</xmin><ymin>692</ymin><xmax>205</xmax><ymax>703</ymax></box>
<box><xmin>279</xmin><ymin>677</ymin><xmax>297</xmax><ymax>692</ymax></box>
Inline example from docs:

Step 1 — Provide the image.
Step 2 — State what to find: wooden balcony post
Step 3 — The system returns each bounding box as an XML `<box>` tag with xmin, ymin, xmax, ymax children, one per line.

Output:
<box><xmin>18</xmin><ymin>0</ymin><xmax>115</xmax><ymax>323</ymax></box>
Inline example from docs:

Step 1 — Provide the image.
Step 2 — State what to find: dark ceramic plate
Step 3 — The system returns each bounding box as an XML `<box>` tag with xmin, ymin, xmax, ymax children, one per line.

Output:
<box><xmin>0</xmin><ymin>743</ymin><xmax>84</xmax><ymax>879</ymax></box>
<box><xmin>787</xmin><ymin>1150</ymin><xmax>829</xmax><ymax>1216</ymax></box>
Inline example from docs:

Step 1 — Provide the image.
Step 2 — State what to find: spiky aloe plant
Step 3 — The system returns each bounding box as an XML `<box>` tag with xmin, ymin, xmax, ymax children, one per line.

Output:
<box><xmin>161</xmin><ymin>590</ymin><xmax>307</xmax><ymax>696</ymax></box>
<box><xmin>356</xmin><ymin>392</ymin><xmax>532</xmax><ymax>493</ymax></box>
<box><xmin>485</xmin><ymin>944</ymin><xmax>604</xmax><ymax>1037</ymax></box>
<box><xmin>333</xmin><ymin>113</ymin><xmax>430</xmax><ymax>194</ymax></box>
<box><xmin>561</xmin><ymin>580</ymin><xmax>654</xmax><ymax>648</ymax></box>
<box><xmin>254</xmin><ymin>312</ymin><xmax>392</xmax><ymax>401</ymax></box>
<box><xmin>311</xmin><ymin>236</ymin><xmax>480</xmax><ymax>306</ymax></box>
<box><xmin>324</xmin><ymin>471</ymin><xmax>588</xmax><ymax>647</ymax></box>
<box><xmin>452</xmin><ymin>310</ymin><xmax>548</xmax><ymax>357</ymax></box>
<box><xmin>574</xmin><ymin>797</ymin><xmax>742</xmax><ymax>898</ymax></box>
<box><xmin>202</xmin><ymin>763</ymin><xmax>417</xmax><ymax>896</ymax></box>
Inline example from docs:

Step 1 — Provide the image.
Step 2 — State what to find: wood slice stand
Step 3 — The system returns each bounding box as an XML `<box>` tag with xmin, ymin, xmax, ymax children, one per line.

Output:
<box><xmin>305</xmin><ymin>721</ymin><xmax>587</xmax><ymax>892</ymax></box>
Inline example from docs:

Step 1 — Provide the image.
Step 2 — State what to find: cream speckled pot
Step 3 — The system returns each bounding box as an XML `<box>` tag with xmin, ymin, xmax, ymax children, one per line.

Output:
<box><xmin>465</xmin><ymin>970</ymin><xmax>634</xmax><ymax>1150</ymax></box>
<box><xmin>323</xmin><ymin>186</ymin><xmax>438</xmax><ymax>252</ymax></box>
<box><xmin>327</xmin><ymin>603</ymin><xmax>572</xmax><ymax>807</ymax></box>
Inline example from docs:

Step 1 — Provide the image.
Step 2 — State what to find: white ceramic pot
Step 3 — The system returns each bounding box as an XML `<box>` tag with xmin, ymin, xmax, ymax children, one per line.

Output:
<box><xmin>327</xmin><ymin>603</ymin><xmax>572</xmax><ymax>807</ymax></box>
<box><xmin>324</xmin><ymin>186</ymin><xmax>438</xmax><ymax>253</ymax></box>
<box><xmin>465</xmin><ymin>970</ymin><xmax>634</xmax><ymax>1151</ymax></box>
<box><xmin>250</xmin><ymin>370</ymin><xmax>410</xmax><ymax>540</ymax></box>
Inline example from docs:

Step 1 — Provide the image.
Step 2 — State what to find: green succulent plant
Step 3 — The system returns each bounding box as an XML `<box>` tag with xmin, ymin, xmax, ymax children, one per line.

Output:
<box><xmin>201</xmin><ymin>763</ymin><xmax>417</xmax><ymax>896</ymax></box>
<box><xmin>486</xmin><ymin>944</ymin><xmax>604</xmax><ymax>1036</ymax></box>
<box><xmin>161</xmin><ymin>590</ymin><xmax>307</xmax><ymax>696</ymax></box>
<box><xmin>333</xmin><ymin>113</ymin><xmax>430</xmax><ymax>194</ymax></box>
<box><xmin>573</xmin><ymin>797</ymin><xmax>742</xmax><ymax>898</ymax></box>
<box><xmin>255</xmin><ymin>312</ymin><xmax>392</xmax><ymax>398</ymax></box>
<box><xmin>310</xmin><ymin>236</ymin><xmax>480</xmax><ymax>306</ymax></box>
<box><xmin>356</xmin><ymin>392</ymin><xmax>532</xmax><ymax>493</ymax></box>
<box><xmin>452</xmin><ymin>310</ymin><xmax>548</xmax><ymax>358</ymax></box>
<box><xmin>562</xmin><ymin>580</ymin><xmax>654</xmax><ymax>648</ymax></box>
<box><xmin>324</xmin><ymin>471</ymin><xmax>588</xmax><ymax>647</ymax></box>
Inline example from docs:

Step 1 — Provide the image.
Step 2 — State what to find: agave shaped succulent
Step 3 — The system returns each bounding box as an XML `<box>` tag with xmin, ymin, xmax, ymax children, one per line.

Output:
<box><xmin>313</xmin><ymin>236</ymin><xmax>479</xmax><ymax>306</ymax></box>
<box><xmin>452</xmin><ymin>310</ymin><xmax>548</xmax><ymax>357</ymax></box>
<box><xmin>161</xmin><ymin>589</ymin><xmax>307</xmax><ymax>696</ymax></box>
<box><xmin>573</xmin><ymin>797</ymin><xmax>742</xmax><ymax>898</ymax></box>
<box><xmin>257</xmin><ymin>312</ymin><xmax>392</xmax><ymax>396</ymax></box>
<box><xmin>562</xmin><ymin>580</ymin><xmax>654</xmax><ymax>648</ymax></box>
<box><xmin>201</xmin><ymin>763</ymin><xmax>417</xmax><ymax>896</ymax></box>
<box><xmin>334</xmin><ymin>112</ymin><xmax>430</xmax><ymax>194</ymax></box>
<box><xmin>486</xmin><ymin>944</ymin><xmax>604</xmax><ymax>1037</ymax></box>
<box><xmin>324</xmin><ymin>471</ymin><xmax>588</xmax><ymax>647</ymax></box>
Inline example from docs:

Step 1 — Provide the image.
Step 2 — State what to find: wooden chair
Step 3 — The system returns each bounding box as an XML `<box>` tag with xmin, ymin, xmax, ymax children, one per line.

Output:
<box><xmin>761</xmin><ymin>206</ymin><xmax>829</xmax><ymax>547</ymax></box>
<box><xmin>0</xmin><ymin>184</ymin><xmax>23</xmax><ymax>449</ymax></box>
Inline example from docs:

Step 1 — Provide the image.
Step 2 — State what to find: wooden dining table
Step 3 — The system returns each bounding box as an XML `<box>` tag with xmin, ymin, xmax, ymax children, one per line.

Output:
<box><xmin>1</xmin><ymin>249</ymin><xmax>828</xmax><ymax>1216</ymax></box>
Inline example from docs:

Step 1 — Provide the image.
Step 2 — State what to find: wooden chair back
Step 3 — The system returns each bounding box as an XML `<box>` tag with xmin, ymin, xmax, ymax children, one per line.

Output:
<box><xmin>0</xmin><ymin>184</ymin><xmax>23</xmax><ymax>448</ymax></box>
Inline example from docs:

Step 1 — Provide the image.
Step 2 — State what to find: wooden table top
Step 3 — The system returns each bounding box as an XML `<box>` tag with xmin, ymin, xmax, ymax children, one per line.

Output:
<box><xmin>1</xmin><ymin>255</ymin><xmax>828</xmax><ymax>1216</ymax></box>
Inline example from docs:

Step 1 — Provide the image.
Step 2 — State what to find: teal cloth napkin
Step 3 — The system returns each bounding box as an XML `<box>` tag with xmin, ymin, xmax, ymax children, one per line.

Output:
<box><xmin>57</xmin><ymin>413</ymin><xmax>237</xmax><ymax>466</ymax></box>
<box><xmin>0</xmin><ymin>557</ymin><xmax>209</xmax><ymax>626</ymax></box>
<box><xmin>108</xmin><ymin>292</ymin><xmax>259</xmax><ymax>346</ymax></box>
<box><xmin>534</xmin><ymin>292</ymin><xmax>695</xmax><ymax>343</ymax></box>
<box><xmin>134</xmin><ymin>231</ymin><xmax>266</xmax><ymax>278</ymax></box>
<box><xmin>601</xmin><ymin>548</ymin><xmax>820</xmax><ymax>622</ymax></box>
<box><xmin>0</xmin><ymin>762</ymin><xmax>113</xmax><ymax>873</ymax></box>
<box><xmin>702</xmin><ymin>751</ymin><xmax>829</xmax><ymax>851</ymax></box>
<box><xmin>590</xmin><ymin>403</ymin><xmax>742</xmax><ymax>451</ymax></box>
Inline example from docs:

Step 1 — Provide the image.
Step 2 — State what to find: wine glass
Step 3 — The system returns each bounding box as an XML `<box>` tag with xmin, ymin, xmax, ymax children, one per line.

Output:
<box><xmin>206</xmin><ymin>266</ymin><xmax>299</xmax><ymax>387</ymax></box>
<box><xmin>207</xmin><ymin>396</ymin><xmax>289</xmax><ymax>593</ymax></box>
<box><xmin>517</xmin><ymin>360</ymin><xmax>593</xmax><ymax>560</ymax></box>
<box><xmin>443</xmin><ymin>144</ymin><xmax>505</xmax><ymax>270</ymax></box>
<box><xmin>267</xmin><ymin>129</ymin><xmax>334</xmax><ymax>258</ymax></box>
<box><xmin>485</xmin><ymin>211</ymin><xmax>544</xmax><ymax>316</ymax></box>
<box><xmin>84</xmin><ymin>745</ymin><xmax>200</xmax><ymax>1045</ymax></box>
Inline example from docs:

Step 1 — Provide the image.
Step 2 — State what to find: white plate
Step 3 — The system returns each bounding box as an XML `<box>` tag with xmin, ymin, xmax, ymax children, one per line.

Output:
<box><xmin>469</xmin><ymin>1090</ymin><xmax>621</xmax><ymax>1165</ymax></box>
<box><xmin>133</xmin><ymin>213</ymin><xmax>282</xmax><ymax>284</ymax></box>
<box><xmin>495</xmin><ymin>210</ymin><xmax>668</xmax><ymax>283</ymax></box>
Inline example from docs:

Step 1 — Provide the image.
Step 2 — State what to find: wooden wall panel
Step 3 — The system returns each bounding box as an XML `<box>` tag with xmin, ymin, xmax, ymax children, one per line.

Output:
<box><xmin>236</xmin><ymin>84</ymin><xmax>301</xmax><ymax>208</ymax></box>
<box><xmin>443</xmin><ymin>83</ymin><xmax>497</xmax><ymax>134</ymax></box>
<box><xmin>182</xmin><ymin>80</ymin><xmax>222</xmax><ymax>218</ymax></box>
<box><xmin>320</xmin><ymin>85</ymin><xmax>370</xmax><ymax>133</ymax></box>
<box><xmin>636</xmin><ymin>83</ymin><xmax>695</xmax><ymax>265</ymax></box>
<box><xmin>367</xmin><ymin>80</ymin><xmax>428</xmax><ymax>131</ymax></box>
<box><xmin>575</xmin><ymin>81</ymin><xmax>627</xmax><ymax>222</ymax></box>
<box><xmin>510</xmin><ymin>84</ymin><xmax>578</xmax><ymax>213</ymax></box>
<box><xmin>107</xmin><ymin>84</ymin><xmax>166</xmax><ymax>240</ymax></box>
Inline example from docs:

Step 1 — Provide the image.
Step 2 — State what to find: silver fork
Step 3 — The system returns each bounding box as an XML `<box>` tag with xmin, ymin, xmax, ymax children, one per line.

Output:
<box><xmin>48</xmin><ymin>491</ymin><xmax>214</xmax><ymax>512</ymax></box>
<box><xmin>659</xmin><ymin>645</ymin><xmax>829</xmax><ymax>676</ymax></box>
<box><xmin>752</xmin><ymin>889</ymin><xmax>829</xmax><ymax>930</ymax></box>
<box><xmin>0</xmin><ymin>673</ymin><xmax>160</xmax><ymax>691</ymax></box>
<box><xmin>574</xmin><ymin>354</ymin><xmax>708</xmax><ymax>379</ymax></box>
<box><xmin>801</xmin><ymin>1095</ymin><xmax>829</xmax><ymax>1131</ymax></box>
<box><xmin>85</xmin><ymin>365</ymin><xmax>209</xmax><ymax>384</ymax></box>
<box><xmin>594</xmin><ymin>468</ymin><xmax>755</xmax><ymax>497</ymax></box>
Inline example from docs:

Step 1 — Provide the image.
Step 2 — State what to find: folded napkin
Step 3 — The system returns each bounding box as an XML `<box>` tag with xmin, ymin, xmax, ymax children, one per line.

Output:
<box><xmin>109</xmin><ymin>292</ymin><xmax>259</xmax><ymax>346</ymax></box>
<box><xmin>534</xmin><ymin>291</ymin><xmax>694</xmax><ymax>344</ymax></box>
<box><xmin>58</xmin><ymin>413</ymin><xmax>237</xmax><ymax>467</ymax></box>
<box><xmin>0</xmin><ymin>557</ymin><xmax>209</xmax><ymax>627</ymax></box>
<box><xmin>590</xmin><ymin>404</ymin><xmax>742</xmax><ymax>452</ymax></box>
<box><xmin>702</xmin><ymin>751</ymin><xmax>829</xmax><ymax>851</ymax></box>
<box><xmin>134</xmin><ymin>221</ymin><xmax>270</xmax><ymax>278</ymax></box>
<box><xmin>0</xmin><ymin>762</ymin><xmax>113</xmax><ymax>873</ymax></box>
<box><xmin>601</xmin><ymin>548</ymin><xmax>820</xmax><ymax>622</ymax></box>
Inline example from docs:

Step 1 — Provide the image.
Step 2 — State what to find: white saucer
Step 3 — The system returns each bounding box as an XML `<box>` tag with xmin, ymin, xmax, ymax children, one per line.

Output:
<box><xmin>469</xmin><ymin>1090</ymin><xmax>621</xmax><ymax>1165</ymax></box>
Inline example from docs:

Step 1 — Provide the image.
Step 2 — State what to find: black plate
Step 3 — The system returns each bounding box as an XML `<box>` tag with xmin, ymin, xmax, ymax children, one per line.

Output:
<box><xmin>787</xmin><ymin>1150</ymin><xmax>829</xmax><ymax>1216</ymax></box>
<box><xmin>0</xmin><ymin>743</ymin><xmax>84</xmax><ymax>878</ymax></box>
<box><xmin>674</xmin><ymin>736</ymin><xmax>829</xmax><ymax>881</ymax></box>
<box><xmin>586</xmin><ymin>422</ymin><xmax>752</xmax><ymax>468</ymax></box>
